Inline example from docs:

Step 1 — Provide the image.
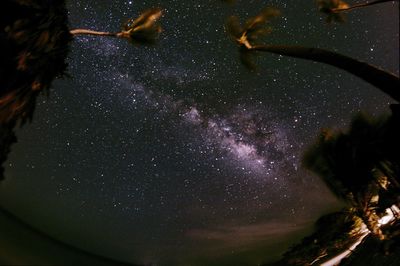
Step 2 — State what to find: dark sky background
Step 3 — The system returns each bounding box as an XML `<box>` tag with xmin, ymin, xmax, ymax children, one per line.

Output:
<box><xmin>0</xmin><ymin>0</ymin><xmax>399</xmax><ymax>265</ymax></box>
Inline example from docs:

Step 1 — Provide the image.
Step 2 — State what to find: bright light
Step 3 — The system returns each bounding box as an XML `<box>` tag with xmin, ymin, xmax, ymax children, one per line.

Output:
<box><xmin>378</xmin><ymin>205</ymin><xmax>399</xmax><ymax>226</ymax></box>
<box><xmin>322</xmin><ymin>205</ymin><xmax>399</xmax><ymax>266</ymax></box>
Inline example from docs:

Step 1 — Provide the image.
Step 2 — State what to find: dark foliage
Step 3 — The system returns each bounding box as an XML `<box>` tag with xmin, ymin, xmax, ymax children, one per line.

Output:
<box><xmin>303</xmin><ymin>105</ymin><xmax>400</xmax><ymax>238</ymax></box>
<box><xmin>225</xmin><ymin>7</ymin><xmax>280</xmax><ymax>69</ymax></box>
<box><xmin>340</xmin><ymin>219</ymin><xmax>400</xmax><ymax>265</ymax></box>
<box><xmin>266</xmin><ymin>210</ymin><xmax>364</xmax><ymax>266</ymax></box>
<box><xmin>120</xmin><ymin>8</ymin><xmax>162</xmax><ymax>45</ymax></box>
<box><xmin>0</xmin><ymin>0</ymin><xmax>72</xmax><ymax>179</ymax></box>
<box><xmin>303</xmin><ymin>105</ymin><xmax>400</xmax><ymax>203</ymax></box>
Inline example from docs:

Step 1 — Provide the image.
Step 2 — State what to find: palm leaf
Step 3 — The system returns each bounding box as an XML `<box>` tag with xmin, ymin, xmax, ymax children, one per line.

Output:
<box><xmin>225</xmin><ymin>16</ymin><xmax>242</xmax><ymax>39</ymax></box>
<box><xmin>239</xmin><ymin>47</ymin><xmax>257</xmax><ymax>70</ymax></box>
<box><xmin>243</xmin><ymin>7</ymin><xmax>280</xmax><ymax>32</ymax></box>
<box><xmin>317</xmin><ymin>0</ymin><xmax>349</xmax><ymax>23</ymax></box>
<box><xmin>122</xmin><ymin>8</ymin><xmax>162</xmax><ymax>44</ymax></box>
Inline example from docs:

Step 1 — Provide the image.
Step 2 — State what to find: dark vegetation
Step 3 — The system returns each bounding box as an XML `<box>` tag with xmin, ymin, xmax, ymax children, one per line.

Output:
<box><xmin>267</xmin><ymin>210</ymin><xmax>365</xmax><ymax>265</ymax></box>
<box><xmin>0</xmin><ymin>0</ymin><xmax>399</xmax><ymax>265</ymax></box>
<box><xmin>0</xmin><ymin>0</ymin><xmax>71</xmax><ymax>179</ymax></box>
<box><xmin>268</xmin><ymin>108</ymin><xmax>400</xmax><ymax>265</ymax></box>
<box><xmin>224</xmin><ymin>1</ymin><xmax>400</xmax><ymax>264</ymax></box>
<box><xmin>303</xmin><ymin>107</ymin><xmax>400</xmax><ymax>239</ymax></box>
<box><xmin>0</xmin><ymin>0</ymin><xmax>162</xmax><ymax>180</ymax></box>
<box><xmin>340</xmin><ymin>219</ymin><xmax>400</xmax><ymax>266</ymax></box>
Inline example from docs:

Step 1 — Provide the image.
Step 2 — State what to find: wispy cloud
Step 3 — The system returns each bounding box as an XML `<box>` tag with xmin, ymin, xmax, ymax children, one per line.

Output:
<box><xmin>185</xmin><ymin>220</ymin><xmax>312</xmax><ymax>253</ymax></box>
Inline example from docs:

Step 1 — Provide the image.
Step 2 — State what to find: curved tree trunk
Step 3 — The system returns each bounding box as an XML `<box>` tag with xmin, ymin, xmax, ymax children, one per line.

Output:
<box><xmin>251</xmin><ymin>45</ymin><xmax>400</xmax><ymax>102</ymax></box>
<box><xmin>358</xmin><ymin>207</ymin><xmax>385</xmax><ymax>239</ymax></box>
<box><xmin>70</xmin><ymin>29</ymin><xmax>118</xmax><ymax>37</ymax></box>
<box><xmin>354</xmin><ymin>192</ymin><xmax>385</xmax><ymax>240</ymax></box>
<box><xmin>333</xmin><ymin>0</ymin><xmax>399</xmax><ymax>13</ymax></box>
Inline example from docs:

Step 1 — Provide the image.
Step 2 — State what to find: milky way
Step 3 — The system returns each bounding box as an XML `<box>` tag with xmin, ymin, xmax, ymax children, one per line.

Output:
<box><xmin>0</xmin><ymin>0</ymin><xmax>398</xmax><ymax>265</ymax></box>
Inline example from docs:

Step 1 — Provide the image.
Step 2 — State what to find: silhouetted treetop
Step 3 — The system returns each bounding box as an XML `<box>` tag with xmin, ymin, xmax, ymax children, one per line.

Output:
<box><xmin>0</xmin><ymin>1</ymin><xmax>163</xmax><ymax>181</ymax></box>
<box><xmin>302</xmin><ymin>106</ymin><xmax>400</xmax><ymax>239</ymax></box>
<box><xmin>0</xmin><ymin>0</ymin><xmax>71</xmax><ymax>125</ymax></box>
<box><xmin>226</xmin><ymin>7</ymin><xmax>280</xmax><ymax>49</ymax></box>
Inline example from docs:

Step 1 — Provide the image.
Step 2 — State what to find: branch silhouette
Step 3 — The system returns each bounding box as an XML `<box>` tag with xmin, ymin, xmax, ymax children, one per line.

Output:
<box><xmin>250</xmin><ymin>45</ymin><xmax>400</xmax><ymax>102</ymax></box>
<box><xmin>332</xmin><ymin>0</ymin><xmax>398</xmax><ymax>12</ymax></box>
<box><xmin>317</xmin><ymin>0</ymin><xmax>399</xmax><ymax>23</ymax></box>
<box><xmin>70</xmin><ymin>8</ymin><xmax>162</xmax><ymax>45</ymax></box>
<box><xmin>226</xmin><ymin>7</ymin><xmax>400</xmax><ymax>102</ymax></box>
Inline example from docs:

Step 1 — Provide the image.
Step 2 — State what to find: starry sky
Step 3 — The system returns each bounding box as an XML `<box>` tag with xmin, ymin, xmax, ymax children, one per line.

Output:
<box><xmin>0</xmin><ymin>0</ymin><xmax>399</xmax><ymax>265</ymax></box>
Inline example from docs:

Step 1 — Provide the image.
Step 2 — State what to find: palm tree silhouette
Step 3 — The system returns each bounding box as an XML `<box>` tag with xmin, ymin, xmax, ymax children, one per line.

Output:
<box><xmin>226</xmin><ymin>7</ymin><xmax>400</xmax><ymax>102</ymax></box>
<box><xmin>302</xmin><ymin>108</ymin><xmax>400</xmax><ymax>239</ymax></box>
<box><xmin>0</xmin><ymin>2</ymin><xmax>163</xmax><ymax>180</ymax></box>
<box><xmin>70</xmin><ymin>8</ymin><xmax>162</xmax><ymax>45</ymax></box>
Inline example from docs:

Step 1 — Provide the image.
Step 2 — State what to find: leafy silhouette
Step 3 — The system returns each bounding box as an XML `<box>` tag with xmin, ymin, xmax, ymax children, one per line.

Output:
<box><xmin>267</xmin><ymin>209</ymin><xmax>365</xmax><ymax>266</ymax></box>
<box><xmin>0</xmin><ymin>0</ymin><xmax>72</xmax><ymax>179</ymax></box>
<box><xmin>0</xmin><ymin>1</ymin><xmax>162</xmax><ymax>180</ymax></box>
<box><xmin>302</xmin><ymin>105</ymin><xmax>400</xmax><ymax>239</ymax></box>
<box><xmin>0</xmin><ymin>0</ymin><xmax>71</xmax><ymax>125</ymax></box>
<box><xmin>225</xmin><ymin>6</ymin><xmax>400</xmax><ymax>101</ymax></box>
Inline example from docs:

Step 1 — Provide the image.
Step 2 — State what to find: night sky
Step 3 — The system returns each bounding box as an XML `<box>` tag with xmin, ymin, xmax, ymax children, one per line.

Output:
<box><xmin>0</xmin><ymin>0</ymin><xmax>399</xmax><ymax>265</ymax></box>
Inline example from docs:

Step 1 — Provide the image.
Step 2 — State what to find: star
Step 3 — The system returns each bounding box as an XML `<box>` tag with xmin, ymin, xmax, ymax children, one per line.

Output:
<box><xmin>1</xmin><ymin>0</ymin><xmax>397</xmax><ymax>265</ymax></box>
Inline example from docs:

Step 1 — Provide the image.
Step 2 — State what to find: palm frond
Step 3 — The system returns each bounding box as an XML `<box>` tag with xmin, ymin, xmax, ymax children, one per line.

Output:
<box><xmin>239</xmin><ymin>47</ymin><xmax>257</xmax><ymax>71</ymax></box>
<box><xmin>243</xmin><ymin>7</ymin><xmax>280</xmax><ymax>32</ymax></box>
<box><xmin>317</xmin><ymin>0</ymin><xmax>349</xmax><ymax>23</ymax></box>
<box><xmin>225</xmin><ymin>16</ymin><xmax>242</xmax><ymax>39</ymax></box>
<box><xmin>225</xmin><ymin>7</ymin><xmax>279</xmax><ymax>69</ymax></box>
<box><xmin>121</xmin><ymin>8</ymin><xmax>162</xmax><ymax>45</ymax></box>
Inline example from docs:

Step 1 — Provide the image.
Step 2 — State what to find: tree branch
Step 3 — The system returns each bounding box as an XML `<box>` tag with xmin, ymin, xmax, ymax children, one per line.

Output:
<box><xmin>70</xmin><ymin>29</ymin><xmax>118</xmax><ymax>37</ymax></box>
<box><xmin>250</xmin><ymin>45</ymin><xmax>400</xmax><ymax>102</ymax></box>
<box><xmin>332</xmin><ymin>0</ymin><xmax>398</xmax><ymax>13</ymax></box>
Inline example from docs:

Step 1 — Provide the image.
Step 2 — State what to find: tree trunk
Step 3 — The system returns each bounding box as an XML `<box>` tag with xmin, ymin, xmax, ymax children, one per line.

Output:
<box><xmin>70</xmin><ymin>29</ymin><xmax>118</xmax><ymax>37</ymax></box>
<box><xmin>333</xmin><ymin>0</ymin><xmax>398</xmax><ymax>13</ymax></box>
<box><xmin>354</xmin><ymin>192</ymin><xmax>385</xmax><ymax>240</ymax></box>
<box><xmin>251</xmin><ymin>45</ymin><xmax>400</xmax><ymax>102</ymax></box>
<box><xmin>359</xmin><ymin>207</ymin><xmax>385</xmax><ymax>239</ymax></box>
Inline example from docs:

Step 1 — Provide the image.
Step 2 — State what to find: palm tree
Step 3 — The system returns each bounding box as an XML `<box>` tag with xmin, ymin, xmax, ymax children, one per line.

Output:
<box><xmin>317</xmin><ymin>0</ymin><xmax>399</xmax><ymax>23</ymax></box>
<box><xmin>268</xmin><ymin>209</ymin><xmax>365</xmax><ymax>266</ymax></box>
<box><xmin>0</xmin><ymin>1</ymin><xmax>162</xmax><ymax>180</ymax></box>
<box><xmin>225</xmin><ymin>7</ymin><xmax>400</xmax><ymax>102</ymax></box>
<box><xmin>1</xmin><ymin>6</ymin><xmax>162</xmax><ymax>126</ymax></box>
<box><xmin>70</xmin><ymin>8</ymin><xmax>162</xmax><ymax>45</ymax></box>
<box><xmin>302</xmin><ymin>109</ymin><xmax>400</xmax><ymax>239</ymax></box>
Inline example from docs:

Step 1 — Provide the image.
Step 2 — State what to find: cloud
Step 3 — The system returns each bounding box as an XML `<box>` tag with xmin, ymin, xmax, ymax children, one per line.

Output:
<box><xmin>185</xmin><ymin>220</ymin><xmax>312</xmax><ymax>253</ymax></box>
